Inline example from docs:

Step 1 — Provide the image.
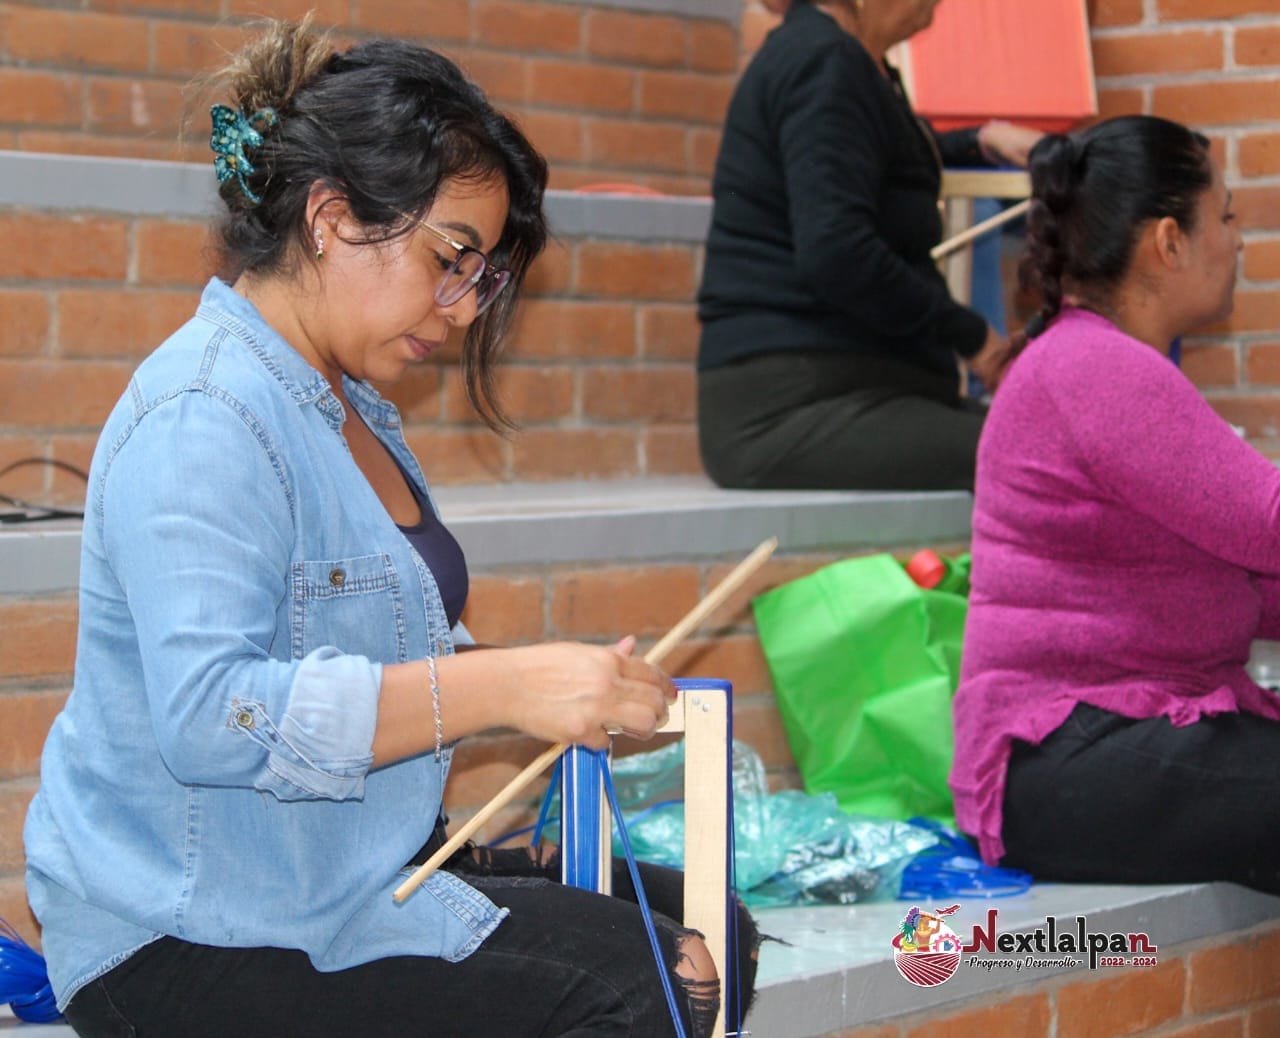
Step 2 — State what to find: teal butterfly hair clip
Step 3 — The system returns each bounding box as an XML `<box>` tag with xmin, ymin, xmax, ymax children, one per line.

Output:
<box><xmin>209</xmin><ymin>104</ymin><xmax>279</xmax><ymax>204</ymax></box>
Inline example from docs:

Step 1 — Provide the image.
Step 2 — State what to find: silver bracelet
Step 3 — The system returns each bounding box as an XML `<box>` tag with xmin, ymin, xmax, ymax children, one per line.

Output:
<box><xmin>427</xmin><ymin>655</ymin><xmax>444</xmax><ymax>761</ymax></box>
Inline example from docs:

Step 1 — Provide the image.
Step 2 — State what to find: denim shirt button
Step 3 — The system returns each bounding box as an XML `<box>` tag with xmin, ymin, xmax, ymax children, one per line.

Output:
<box><xmin>329</xmin><ymin>568</ymin><xmax>346</xmax><ymax>589</ymax></box>
<box><xmin>235</xmin><ymin>709</ymin><xmax>254</xmax><ymax>729</ymax></box>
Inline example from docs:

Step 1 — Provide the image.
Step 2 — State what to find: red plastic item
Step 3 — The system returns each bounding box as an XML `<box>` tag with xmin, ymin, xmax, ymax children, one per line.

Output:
<box><xmin>905</xmin><ymin>549</ymin><xmax>946</xmax><ymax>590</ymax></box>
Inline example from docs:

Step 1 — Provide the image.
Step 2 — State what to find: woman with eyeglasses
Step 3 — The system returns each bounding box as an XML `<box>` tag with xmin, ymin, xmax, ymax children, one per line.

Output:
<box><xmin>697</xmin><ymin>0</ymin><xmax>1041</xmax><ymax>491</ymax></box>
<box><xmin>24</xmin><ymin>20</ymin><xmax>757</xmax><ymax>1037</ymax></box>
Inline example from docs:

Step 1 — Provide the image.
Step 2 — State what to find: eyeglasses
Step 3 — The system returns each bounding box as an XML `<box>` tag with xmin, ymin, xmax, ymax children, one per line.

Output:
<box><xmin>399</xmin><ymin>212</ymin><xmax>512</xmax><ymax>315</ymax></box>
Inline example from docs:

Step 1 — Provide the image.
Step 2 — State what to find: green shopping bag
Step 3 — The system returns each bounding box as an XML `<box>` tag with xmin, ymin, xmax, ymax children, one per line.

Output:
<box><xmin>752</xmin><ymin>553</ymin><xmax>969</xmax><ymax>825</ymax></box>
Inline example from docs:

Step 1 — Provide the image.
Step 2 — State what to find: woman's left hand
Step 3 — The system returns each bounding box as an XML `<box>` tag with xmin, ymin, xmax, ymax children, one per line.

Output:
<box><xmin>978</xmin><ymin>121</ymin><xmax>1045</xmax><ymax>169</ymax></box>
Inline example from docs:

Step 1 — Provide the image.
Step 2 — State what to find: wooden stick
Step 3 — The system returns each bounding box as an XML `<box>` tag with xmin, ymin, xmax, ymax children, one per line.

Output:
<box><xmin>392</xmin><ymin>536</ymin><xmax>779</xmax><ymax>903</ymax></box>
<box><xmin>930</xmin><ymin>198</ymin><xmax>1031</xmax><ymax>261</ymax></box>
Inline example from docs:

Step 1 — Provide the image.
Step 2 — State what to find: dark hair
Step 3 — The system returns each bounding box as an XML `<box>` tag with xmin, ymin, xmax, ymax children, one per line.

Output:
<box><xmin>206</xmin><ymin>20</ymin><xmax>548</xmax><ymax>430</ymax></box>
<box><xmin>1012</xmin><ymin>114</ymin><xmax>1211</xmax><ymax>356</ymax></box>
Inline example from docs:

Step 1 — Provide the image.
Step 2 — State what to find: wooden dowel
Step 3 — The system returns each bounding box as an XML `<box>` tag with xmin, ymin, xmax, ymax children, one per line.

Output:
<box><xmin>392</xmin><ymin>536</ymin><xmax>779</xmax><ymax>903</ymax></box>
<box><xmin>930</xmin><ymin>198</ymin><xmax>1031</xmax><ymax>261</ymax></box>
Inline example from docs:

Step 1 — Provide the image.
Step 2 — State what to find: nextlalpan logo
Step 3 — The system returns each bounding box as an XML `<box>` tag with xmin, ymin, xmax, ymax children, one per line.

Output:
<box><xmin>893</xmin><ymin>904</ymin><xmax>1159</xmax><ymax>987</ymax></box>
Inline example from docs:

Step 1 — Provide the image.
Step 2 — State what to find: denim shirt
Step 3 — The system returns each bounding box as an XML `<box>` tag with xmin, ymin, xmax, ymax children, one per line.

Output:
<box><xmin>24</xmin><ymin>278</ymin><xmax>503</xmax><ymax>1009</ymax></box>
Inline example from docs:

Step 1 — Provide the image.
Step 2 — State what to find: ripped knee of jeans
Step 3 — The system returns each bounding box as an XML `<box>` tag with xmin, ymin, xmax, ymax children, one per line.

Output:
<box><xmin>672</xmin><ymin>929</ymin><xmax>721</xmax><ymax>1038</ymax></box>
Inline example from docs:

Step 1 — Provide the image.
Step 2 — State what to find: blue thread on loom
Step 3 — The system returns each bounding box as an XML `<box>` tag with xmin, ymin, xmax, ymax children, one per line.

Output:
<box><xmin>599</xmin><ymin>750</ymin><xmax>689</xmax><ymax>1038</ymax></box>
<box><xmin>0</xmin><ymin>917</ymin><xmax>61</xmax><ymax>1023</ymax></box>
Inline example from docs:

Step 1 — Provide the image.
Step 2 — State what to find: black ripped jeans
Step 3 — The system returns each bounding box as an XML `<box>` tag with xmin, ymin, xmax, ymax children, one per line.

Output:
<box><xmin>63</xmin><ymin>848</ymin><xmax>760</xmax><ymax>1038</ymax></box>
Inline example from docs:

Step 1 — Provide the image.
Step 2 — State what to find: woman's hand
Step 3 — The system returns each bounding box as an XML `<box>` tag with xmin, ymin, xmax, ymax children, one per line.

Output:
<box><xmin>978</xmin><ymin>121</ymin><xmax>1045</xmax><ymax>169</ymax></box>
<box><xmin>495</xmin><ymin>638</ymin><xmax>677</xmax><ymax>751</ymax></box>
<box><xmin>968</xmin><ymin>325</ymin><xmax>1013</xmax><ymax>393</ymax></box>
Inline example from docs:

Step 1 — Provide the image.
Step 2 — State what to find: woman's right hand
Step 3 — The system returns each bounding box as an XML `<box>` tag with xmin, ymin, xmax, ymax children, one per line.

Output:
<box><xmin>968</xmin><ymin>326</ymin><xmax>1013</xmax><ymax>393</ymax></box>
<box><xmin>495</xmin><ymin>639</ymin><xmax>677</xmax><ymax>751</ymax></box>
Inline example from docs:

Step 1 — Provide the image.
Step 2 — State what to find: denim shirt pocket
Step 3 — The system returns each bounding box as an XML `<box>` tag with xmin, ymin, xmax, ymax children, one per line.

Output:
<box><xmin>290</xmin><ymin>553</ymin><xmax>408</xmax><ymax>663</ymax></box>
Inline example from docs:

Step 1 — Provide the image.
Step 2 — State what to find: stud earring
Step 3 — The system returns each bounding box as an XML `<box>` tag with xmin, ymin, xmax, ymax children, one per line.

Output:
<box><xmin>314</xmin><ymin>228</ymin><xmax>325</xmax><ymax>260</ymax></box>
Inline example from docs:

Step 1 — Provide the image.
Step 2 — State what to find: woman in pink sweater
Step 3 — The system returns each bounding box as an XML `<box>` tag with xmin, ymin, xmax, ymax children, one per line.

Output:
<box><xmin>951</xmin><ymin>115</ymin><xmax>1280</xmax><ymax>892</ymax></box>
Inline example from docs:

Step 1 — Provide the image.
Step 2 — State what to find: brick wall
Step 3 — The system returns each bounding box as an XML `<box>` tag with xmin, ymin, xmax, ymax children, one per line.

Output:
<box><xmin>0</xmin><ymin>0</ymin><xmax>737</xmax><ymax>195</ymax></box>
<box><xmin>827</xmin><ymin>917</ymin><xmax>1280</xmax><ymax>1038</ymax></box>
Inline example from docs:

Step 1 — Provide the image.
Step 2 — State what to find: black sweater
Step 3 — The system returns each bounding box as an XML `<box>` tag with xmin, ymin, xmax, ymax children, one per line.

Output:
<box><xmin>697</xmin><ymin>1</ymin><xmax>989</xmax><ymax>380</ymax></box>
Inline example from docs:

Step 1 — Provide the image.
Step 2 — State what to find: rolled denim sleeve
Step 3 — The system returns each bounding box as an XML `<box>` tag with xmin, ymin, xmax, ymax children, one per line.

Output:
<box><xmin>102</xmin><ymin>388</ymin><xmax>379</xmax><ymax>800</ymax></box>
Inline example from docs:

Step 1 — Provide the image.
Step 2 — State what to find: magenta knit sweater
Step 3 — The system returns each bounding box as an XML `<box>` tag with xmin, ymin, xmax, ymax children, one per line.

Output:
<box><xmin>951</xmin><ymin>307</ymin><xmax>1280</xmax><ymax>864</ymax></box>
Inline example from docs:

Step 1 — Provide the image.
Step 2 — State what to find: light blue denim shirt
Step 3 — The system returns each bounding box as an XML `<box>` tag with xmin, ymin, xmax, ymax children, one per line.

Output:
<box><xmin>24</xmin><ymin>278</ymin><xmax>503</xmax><ymax>1009</ymax></box>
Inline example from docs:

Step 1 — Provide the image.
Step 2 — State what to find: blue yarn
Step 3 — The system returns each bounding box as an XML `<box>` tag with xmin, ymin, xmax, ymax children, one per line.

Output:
<box><xmin>899</xmin><ymin>818</ymin><xmax>1033</xmax><ymax>900</ymax></box>
<box><xmin>0</xmin><ymin>917</ymin><xmax>62</xmax><ymax>1024</ymax></box>
<box><xmin>598</xmin><ymin>751</ymin><xmax>688</xmax><ymax>1038</ymax></box>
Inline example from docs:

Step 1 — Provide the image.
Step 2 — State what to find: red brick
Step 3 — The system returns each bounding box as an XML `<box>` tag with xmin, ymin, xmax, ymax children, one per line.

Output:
<box><xmin>403</xmin><ymin>427</ymin><xmax>510</xmax><ymax>484</ymax></box>
<box><xmin>0</xmin><ymin>780</ymin><xmax>36</xmax><ymax>872</ymax></box>
<box><xmin>1233</xmin><ymin>186</ymin><xmax>1280</xmax><ymax>231</ymax></box>
<box><xmin>0</xmin><ymin>213</ymin><xmax>129</xmax><ymax>281</ymax></box>
<box><xmin>0</xmin><ymin>687</ymin><xmax>69</xmax><ymax>778</ymax></box>
<box><xmin>1245</xmin><ymin>341</ymin><xmax>1280</xmax><ymax>385</ymax></box>
<box><xmin>731</xmin><ymin>694</ymin><xmax>797</xmax><ymax>769</ymax></box>
<box><xmin>515</xmin><ymin>109</ymin><xmax>585</xmax><ymax>164</ymax></box>
<box><xmin>443</xmin><ymin>730</ymin><xmax>548</xmax><ymax>814</ymax></box>
<box><xmin>0</xmin><ymin>291</ymin><xmax>51</xmax><ymax>357</ymax></box>
<box><xmin>1202</xmin><ymin>289</ymin><xmax>1280</xmax><ymax>335</ymax></box>
<box><xmin>639</xmin><ymin>70</ymin><xmax>734</xmax><ymax>125</ymax></box>
<box><xmin>379</xmin><ymin>365</ymin><xmax>445</xmax><ymax>423</ymax></box>
<box><xmin>0</xmin><ymin>359</ymin><xmax>132</xmax><ymax>428</ymax></box>
<box><xmin>576</xmin><ymin>244</ymin><xmax>697</xmax><ymax>301</ymax></box>
<box><xmin>1152</xmin><ymin>79</ymin><xmax>1280</xmax><ymax>126</ymax></box>
<box><xmin>1088</xmin><ymin>0</ymin><xmax>1146</xmax><ymax>26</ymax></box>
<box><xmin>86</xmin><ymin>75</ymin><xmax>187</xmax><ymax>134</ymax></box>
<box><xmin>1247</xmin><ymin>1000</ymin><xmax>1280</xmax><ymax>1036</ymax></box>
<box><xmin>352</xmin><ymin>0</ymin><xmax>471</xmax><ymax>40</ymax></box>
<box><xmin>645</xmin><ymin>173</ymin><xmax>709</xmax><ymax>197</ymax></box>
<box><xmin>527</xmin><ymin>59</ymin><xmax>635</xmax><ymax>114</ymax></box>
<box><xmin>506</xmin><ymin>299</ymin><xmax>636</xmax><ymax>360</ymax></box>
<box><xmin>1206</xmin><ymin>394</ymin><xmax>1280</xmax><ymax>438</ymax></box>
<box><xmin>0</xmin><ymin>67</ymin><xmax>81</xmax><ymax>127</ymax></box>
<box><xmin>1091</xmin><ymin>29</ymin><xmax>1224</xmax><ymax>78</ymax></box>
<box><xmin>521</xmin><ymin>240</ymin><xmax>573</xmax><ymax>298</ymax></box>
<box><xmin>15</xmin><ymin>129</ymin><xmax>181</xmax><ymax>161</ymax></box>
<box><xmin>0</xmin><ymin>438</ymin><xmax>50</xmax><ymax>499</ymax></box>
<box><xmin>581</xmin><ymin>366</ymin><xmax>695</xmax><ymax>422</ymax></box>
<box><xmin>1180</xmin><ymin>342</ymin><xmax>1239</xmax><ymax>387</ymax></box>
<box><xmin>1239</xmin><ymin>132</ymin><xmax>1280</xmax><ymax>179</ymax></box>
<box><xmin>446</xmin><ymin>365</ymin><xmax>575</xmax><ymax>424</ymax></box>
<box><xmin>150</xmin><ymin>21</ymin><xmax>248</xmax><ymax>77</ymax></box>
<box><xmin>49</xmin><ymin>434</ymin><xmax>98</xmax><ymax>505</ymax></box>
<box><xmin>639</xmin><ymin>304</ymin><xmax>699</xmax><ymax>361</ymax></box>
<box><xmin>1159</xmin><ymin>1018</ymin><xmax>1245</xmax><ymax>1038</ymax></box>
<box><xmin>584</xmin><ymin>11</ymin><xmax>687</xmax><ymax>68</ymax></box>
<box><xmin>690</xmin><ymin>127</ymin><xmax>721</xmax><ymax>178</ymax></box>
<box><xmin>905</xmin><ymin>993</ymin><xmax>1051</xmax><ymax>1038</ymax></box>
<box><xmin>88</xmin><ymin>0</ymin><xmax>220</xmax><ymax>13</ymax></box>
<box><xmin>1244</xmin><ymin>238</ymin><xmax>1280</xmax><ymax>280</ymax></box>
<box><xmin>662</xmin><ymin>633</ymin><xmax>772</xmax><ymax>696</ymax></box>
<box><xmin>56</xmin><ymin>288</ymin><xmax>198</xmax><ymax>358</ymax></box>
<box><xmin>0</xmin><ymin>876</ymin><xmax>40</xmax><ymax>949</ymax></box>
<box><xmin>225</xmin><ymin>0</ymin><xmax>348</xmax><ymax>21</ymax></box>
<box><xmin>510</xmin><ymin>427</ymin><xmax>638</xmax><ymax>481</ymax></box>
<box><xmin>134</xmin><ymin>220</ymin><xmax>218</xmax><ymax>287</ymax></box>
<box><xmin>1159</xmin><ymin>0</ymin><xmax>1278</xmax><ymax>17</ymax></box>
<box><xmin>1057</xmin><ymin>959</ymin><xmax>1186</xmax><ymax>1038</ymax></box>
<box><xmin>460</xmin><ymin>574</ymin><xmax>546</xmax><ymax>645</ymax></box>
<box><xmin>642</xmin><ymin>424</ymin><xmax>701</xmax><ymax>476</ymax></box>
<box><xmin>459</xmin><ymin>51</ymin><xmax>526</xmax><ymax>104</ymax></box>
<box><xmin>688</xmin><ymin>21</ymin><xmax>738</xmax><ymax>74</ymax></box>
<box><xmin>1189</xmin><ymin>927</ymin><xmax>1280</xmax><ymax>1011</ymax></box>
<box><xmin>586</xmin><ymin>118</ymin><xmax>689</xmax><ymax>174</ymax></box>
<box><xmin>551</xmin><ymin>564</ymin><xmax>701</xmax><ymax>639</ymax></box>
<box><xmin>1094</xmin><ymin>86</ymin><xmax>1146</xmax><ymax>121</ymax></box>
<box><xmin>1236</xmin><ymin>25</ymin><xmax>1280</xmax><ymax>66</ymax></box>
<box><xmin>475</xmin><ymin>1</ymin><xmax>581</xmax><ymax>55</ymax></box>
<box><xmin>5</xmin><ymin>7</ymin><xmax>150</xmax><ymax>73</ymax></box>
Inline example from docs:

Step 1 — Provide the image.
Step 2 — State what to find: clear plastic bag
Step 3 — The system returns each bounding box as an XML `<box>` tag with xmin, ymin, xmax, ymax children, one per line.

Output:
<box><xmin>608</xmin><ymin>741</ymin><xmax>939</xmax><ymax>907</ymax></box>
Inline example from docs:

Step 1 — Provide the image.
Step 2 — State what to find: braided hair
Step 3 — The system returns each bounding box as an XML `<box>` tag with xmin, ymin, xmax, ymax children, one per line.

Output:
<box><xmin>1011</xmin><ymin>115</ymin><xmax>1211</xmax><ymax>358</ymax></box>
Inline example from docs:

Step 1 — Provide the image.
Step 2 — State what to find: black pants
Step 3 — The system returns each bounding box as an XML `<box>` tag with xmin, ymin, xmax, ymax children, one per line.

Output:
<box><xmin>63</xmin><ymin>852</ymin><xmax>760</xmax><ymax>1038</ymax></box>
<box><xmin>1001</xmin><ymin>703</ymin><xmax>1280</xmax><ymax>894</ymax></box>
<box><xmin>698</xmin><ymin>350</ymin><xmax>986</xmax><ymax>492</ymax></box>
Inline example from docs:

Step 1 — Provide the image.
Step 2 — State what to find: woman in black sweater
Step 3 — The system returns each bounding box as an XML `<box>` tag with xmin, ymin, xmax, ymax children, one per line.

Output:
<box><xmin>697</xmin><ymin>0</ymin><xmax>1038</xmax><ymax>491</ymax></box>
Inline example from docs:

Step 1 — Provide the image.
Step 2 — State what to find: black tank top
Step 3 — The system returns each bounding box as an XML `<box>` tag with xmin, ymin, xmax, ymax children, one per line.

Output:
<box><xmin>395</xmin><ymin>470</ymin><xmax>468</xmax><ymax>629</ymax></box>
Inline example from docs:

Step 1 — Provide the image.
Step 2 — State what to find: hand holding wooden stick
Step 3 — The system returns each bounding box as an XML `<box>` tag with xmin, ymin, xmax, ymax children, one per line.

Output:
<box><xmin>392</xmin><ymin>536</ymin><xmax>779</xmax><ymax>903</ymax></box>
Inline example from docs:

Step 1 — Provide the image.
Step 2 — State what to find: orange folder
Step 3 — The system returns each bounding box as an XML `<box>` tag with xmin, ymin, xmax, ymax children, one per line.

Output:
<box><xmin>900</xmin><ymin>0</ymin><xmax>1096</xmax><ymax>134</ymax></box>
